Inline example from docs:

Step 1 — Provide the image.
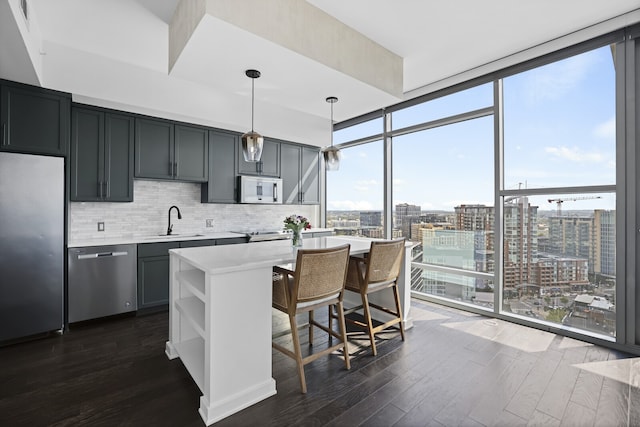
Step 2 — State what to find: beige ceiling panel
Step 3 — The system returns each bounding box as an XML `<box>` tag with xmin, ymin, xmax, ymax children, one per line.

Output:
<box><xmin>170</xmin><ymin>0</ymin><xmax>403</xmax><ymax>97</ymax></box>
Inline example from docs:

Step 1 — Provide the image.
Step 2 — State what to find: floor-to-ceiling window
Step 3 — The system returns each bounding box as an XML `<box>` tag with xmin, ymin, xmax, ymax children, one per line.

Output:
<box><xmin>326</xmin><ymin>140</ymin><xmax>384</xmax><ymax>237</ymax></box>
<box><xmin>325</xmin><ymin>26</ymin><xmax>639</xmax><ymax>350</ymax></box>
<box><xmin>500</xmin><ymin>45</ymin><xmax>617</xmax><ymax>338</ymax></box>
<box><xmin>391</xmin><ymin>83</ymin><xmax>495</xmax><ymax>308</ymax></box>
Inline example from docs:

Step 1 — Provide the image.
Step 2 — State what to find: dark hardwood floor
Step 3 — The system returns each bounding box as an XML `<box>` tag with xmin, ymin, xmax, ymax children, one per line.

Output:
<box><xmin>1</xmin><ymin>300</ymin><xmax>638</xmax><ymax>426</ymax></box>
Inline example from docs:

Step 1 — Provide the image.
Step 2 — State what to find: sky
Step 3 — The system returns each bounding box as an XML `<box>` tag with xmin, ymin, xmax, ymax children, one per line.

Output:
<box><xmin>326</xmin><ymin>45</ymin><xmax>617</xmax><ymax>213</ymax></box>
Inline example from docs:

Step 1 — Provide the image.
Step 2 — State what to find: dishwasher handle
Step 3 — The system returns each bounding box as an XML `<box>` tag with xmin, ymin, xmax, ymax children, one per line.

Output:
<box><xmin>77</xmin><ymin>251</ymin><xmax>129</xmax><ymax>260</ymax></box>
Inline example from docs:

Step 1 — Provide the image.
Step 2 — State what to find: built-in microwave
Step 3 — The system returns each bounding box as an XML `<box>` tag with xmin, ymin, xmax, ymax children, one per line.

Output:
<box><xmin>238</xmin><ymin>175</ymin><xmax>283</xmax><ymax>204</ymax></box>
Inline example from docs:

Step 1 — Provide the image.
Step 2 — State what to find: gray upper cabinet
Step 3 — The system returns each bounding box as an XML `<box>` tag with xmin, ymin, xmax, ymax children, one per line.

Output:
<box><xmin>300</xmin><ymin>147</ymin><xmax>320</xmax><ymax>204</ymax></box>
<box><xmin>280</xmin><ymin>142</ymin><xmax>320</xmax><ymax>204</ymax></box>
<box><xmin>135</xmin><ymin>117</ymin><xmax>173</xmax><ymax>179</ymax></box>
<box><xmin>0</xmin><ymin>81</ymin><xmax>70</xmax><ymax>156</ymax></box>
<box><xmin>105</xmin><ymin>114</ymin><xmax>135</xmax><ymax>201</ymax></box>
<box><xmin>237</xmin><ymin>137</ymin><xmax>280</xmax><ymax>177</ymax></box>
<box><xmin>71</xmin><ymin>106</ymin><xmax>134</xmax><ymax>202</ymax></box>
<box><xmin>174</xmin><ymin>124</ymin><xmax>208</xmax><ymax>181</ymax></box>
<box><xmin>135</xmin><ymin>117</ymin><xmax>208</xmax><ymax>182</ymax></box>
<box><xmin>280</xmin><ymin>142</ymin><xmax>301</xmax><ymax>204</ymax></box>
<box><xmin>202</xmin><ymin>129</ymin><xmax>238</xmax><ymax>203</ymax></box>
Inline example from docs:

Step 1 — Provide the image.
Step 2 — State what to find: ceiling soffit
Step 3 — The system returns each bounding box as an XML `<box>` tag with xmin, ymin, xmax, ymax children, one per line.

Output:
<box><xmin>169</xmin><ymin>0</ymin><xmax>403</xmax><ymax>98</ymax></box>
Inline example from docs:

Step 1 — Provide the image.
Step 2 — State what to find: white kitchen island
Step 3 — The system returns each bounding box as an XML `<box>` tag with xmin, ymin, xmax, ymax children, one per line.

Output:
<box><xmin>165</xmin><ymin>236</ymin><xmax>415</xmax><ymax>425</ymax></box>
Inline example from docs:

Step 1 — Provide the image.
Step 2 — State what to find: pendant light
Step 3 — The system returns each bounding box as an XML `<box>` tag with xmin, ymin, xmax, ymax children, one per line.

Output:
<box><xmin>323</xmin><ymin>96</ymin><xmax>340</xmax><ymax>171</ymax></box>
<box><xmin>241</xmin><ymin>69</ymin><xmax>263</xmax><ymax>162</ymax></box>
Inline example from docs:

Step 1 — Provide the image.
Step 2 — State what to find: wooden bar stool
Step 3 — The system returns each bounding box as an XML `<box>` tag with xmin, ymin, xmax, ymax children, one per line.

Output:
<box><xmin>272</xmin><ymin>244</ymin><xmax>351</xmax><ymax>393</ymax></box>
<box><xmin>334</xmin><ymin>239</ymin><xmax>405</xmax><ymax>356</ymax></box>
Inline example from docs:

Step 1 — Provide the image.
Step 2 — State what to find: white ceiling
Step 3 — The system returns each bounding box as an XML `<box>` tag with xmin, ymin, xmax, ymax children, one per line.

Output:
<box><xmin>1</xmin><ymin>0</ymin><xmax>639</xmax><ymax>147</ymax></box>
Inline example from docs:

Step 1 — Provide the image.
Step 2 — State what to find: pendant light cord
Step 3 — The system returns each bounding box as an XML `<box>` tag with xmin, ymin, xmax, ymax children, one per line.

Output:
<box><xmin>330</xmin><ymin>100</ymin><xmax>334</xmax><ymax>147</ymax></box>
<box><xmin>251</xmin><ymin>78</ymin><xmax>255</xmax><ymax>132</ymax></box>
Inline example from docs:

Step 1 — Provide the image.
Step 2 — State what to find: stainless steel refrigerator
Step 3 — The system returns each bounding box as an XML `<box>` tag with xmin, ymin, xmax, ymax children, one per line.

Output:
<box><xmin>0</xmin><ymin>152</ymin><xmax>64</xmax><ymax>342</ymax></box>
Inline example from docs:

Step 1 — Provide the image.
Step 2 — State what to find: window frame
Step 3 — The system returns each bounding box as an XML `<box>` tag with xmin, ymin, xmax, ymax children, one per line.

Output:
<box><xmin>324</xmin><ymin>25</ymin><xmax>640</xmax><ymax>353</ymax></box>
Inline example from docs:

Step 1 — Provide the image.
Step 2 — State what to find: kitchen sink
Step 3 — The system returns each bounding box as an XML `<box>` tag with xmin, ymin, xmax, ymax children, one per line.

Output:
<box><xmin>141</xmin><ymin>234</ymin><xmax>205</xmax><ymax>240</ymax></box>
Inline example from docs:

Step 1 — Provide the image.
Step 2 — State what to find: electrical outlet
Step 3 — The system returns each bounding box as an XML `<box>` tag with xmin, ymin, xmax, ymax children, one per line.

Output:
<box><xmin>97</xmin><ymin>222</ymin><xmax>105</xmax><ymax>232</ymax></box>
<box><xmin>205</xmin><ymin>219</ymin><xmax>214</xmax><ymax>228</ymax></box>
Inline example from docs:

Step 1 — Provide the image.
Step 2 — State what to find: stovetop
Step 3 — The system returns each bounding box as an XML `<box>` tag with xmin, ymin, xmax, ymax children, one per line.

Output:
<box><xmin>232</xmin><ymin>230</ymin><xmax>291</xmax><ymax>242</ymax></box>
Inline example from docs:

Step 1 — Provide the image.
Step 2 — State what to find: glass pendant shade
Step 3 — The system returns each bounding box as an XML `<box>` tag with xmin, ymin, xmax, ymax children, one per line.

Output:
<box><xmin>325</xmin><ymin>96</ymin><xmax>339</xmax><ymax>171</ymax></box>
<box><xmin>241</xmin><ymin>131</ymin><xmax>264</xmax><ymax>162</ymax></box>
<box><xmin>242</xmin><ymin>69</ymin><xmax>263</xmax><ymax>162</ymax></box>
<box><xmin>324</xmin><ymin>146</ymin><xmax>340</xmax><ymax>171</ymax></box>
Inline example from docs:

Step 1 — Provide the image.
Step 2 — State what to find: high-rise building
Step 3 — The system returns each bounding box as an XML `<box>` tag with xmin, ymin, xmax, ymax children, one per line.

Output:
<box><xmin>418</xmin><ymin>228</ymin><xmax>477</xmax><ymax>299</ymax></box>
<box><xmin>450</xmin><ymin>200</ymin><xmax>538</xmax><ymax>291</ymax></box>
<box><xmin>360</xmin><ymin>211</ymin><xmax>382</xmax><ymax>227</ymax></box>
<box><xmin>532</xmin><ymin>256</ymin><xmax>589</xmax><ymax>292</ymax></box>
<box><xmin>414</xmin><ymin>206</ymin><xmax>496</xmax><ymax>301</ymax></box>
<box><xmin>503</xmin><ymin>197</ymin><xmax>538</xmax><ymax>291</ymax></box>
<box><xmin>594</xmin><ymin>210</ymin><xmax>615</xmax><ymax>277</ymax></box>
<box><xmin>548</xmin><ymin>216</ymin><xmax>594</xmax><ymax>267</ymax></box>
<box><xmin>395</xmin><ymin>203</ymin><xmax>421</xmax><ymax>240</ymax></box>
<box><xmin>455</xmin><ymin>204</ymin><xmax>494</xmax><ymax>233</ymax></box>
<box><xmin>454</xmin><ymin>204</ymin><xmax>495</xmax><ymax>273</ymax></box>
<box><xmin>545</xmin><ymin>210</ymin><xmax>616</xmax><ymax>278</ymax></box>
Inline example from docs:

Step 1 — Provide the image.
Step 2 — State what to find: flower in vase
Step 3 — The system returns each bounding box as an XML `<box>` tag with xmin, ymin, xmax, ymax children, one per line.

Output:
<box><xmin>283</xmin><ymin>215</ymin><xmax>311</xmax><ymax>233</ymax></box>
<box><xmin>284</xmin><ymin>215</ymin><xmax>311</xmax><ymax>247</ymax></box>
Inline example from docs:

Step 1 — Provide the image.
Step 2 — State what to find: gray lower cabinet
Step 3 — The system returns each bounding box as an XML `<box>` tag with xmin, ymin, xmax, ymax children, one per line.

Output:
<box><xmin>137</xmin><ymin>242</ymin><xmax>179</xmax><ymax>312</ymax></box>
<box><xmin>137</xmin><ymin>238</ymin><xmax>247</xmax><ymax>312</ymax></box>
<box><xmin>238</xmin><ymin>137</ymin><xmax>280</xmax><ymax>177</ymax></box>
<box><xmin>135</xmin><ymin>117</ymin><xmax>208</xmax><ymax>182</ymax></box>
<box><xmin>280</xmin><ymin>142</ymin><xmax>320</xmax><ymax>204</ymax></box>
<box><xmin>0</xmin><ymin>80</ymin><xmax>70</xmax><ymax>156</ymax></box>
<box><xmin>215</xmin><ymin>237</ymin><xmax>248</xmax><ymax>245</ymax></box>
<box><xmin>178</xmin><ymin>239</ymin><xmax>217</xmax><ymax>248</ymax></box>
<box><xmin>201</xmin><ymin>129</ymin><xmax>238</xmax><ymax>203</ymax></box>
<box><xmin>71</xmin><ymin>106</ymin><xmax>134</xmax><ymax>201</ymax></box>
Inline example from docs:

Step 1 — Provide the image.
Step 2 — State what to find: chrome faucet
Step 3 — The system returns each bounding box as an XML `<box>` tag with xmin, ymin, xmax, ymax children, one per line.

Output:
<box><xmin>167</xmin><ymin>205</ymin><xmax>182</xmax><ymax>235</ymax></box>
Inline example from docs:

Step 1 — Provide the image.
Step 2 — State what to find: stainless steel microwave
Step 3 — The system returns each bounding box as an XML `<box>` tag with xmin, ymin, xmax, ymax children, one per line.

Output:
<box><xmin>238</xmin><ymin>175</ymin><xmax>283</xmax><ymax>204</ymax></box>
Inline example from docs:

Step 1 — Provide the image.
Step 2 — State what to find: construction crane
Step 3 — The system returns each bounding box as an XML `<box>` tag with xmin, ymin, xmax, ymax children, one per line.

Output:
<box><xmin>547</xmin><ymin>196</ymin><xmax>602</xmax><ymax>216</ymax></box>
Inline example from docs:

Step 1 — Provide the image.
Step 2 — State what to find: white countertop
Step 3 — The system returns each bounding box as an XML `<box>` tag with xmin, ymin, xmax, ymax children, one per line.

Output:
<box><xmin>301</xmin><ymin>228</ymin><xmax>334</xmax><ymax>234</ymax></box>
<box><xmin>68</xmin><ymin>232</ymin><xmax>247</xmax><ymax>248</ymax></box>
<box><xmin>68</xmin><ymin>228</ymin><xmax>334</xmax><ymax>248</ymax></box>
<box><xmin>169</xmin><ymin>236</ymin><xmax>413</xmax><ymax>275</ymax></box>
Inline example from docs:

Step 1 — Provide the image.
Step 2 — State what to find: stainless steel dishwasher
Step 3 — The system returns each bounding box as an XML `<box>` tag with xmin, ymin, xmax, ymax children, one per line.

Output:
<box><xmin>68</xmin><ymin>244</ymin><xmax>137</xmax><ymax>323</ymax></box>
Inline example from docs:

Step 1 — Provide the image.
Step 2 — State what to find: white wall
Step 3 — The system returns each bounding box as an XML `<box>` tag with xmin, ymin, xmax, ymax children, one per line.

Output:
<box><xmin>69</xmin><ymin>180</ymin><xmax>319</xmax><ymax>241</ymax></box>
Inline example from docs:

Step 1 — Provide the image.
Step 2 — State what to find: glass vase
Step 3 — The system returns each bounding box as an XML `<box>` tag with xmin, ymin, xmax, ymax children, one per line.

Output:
<box><xmin>292</xmin><ymin>229</ymin><xmax>303</xmax><ymax>247</ymax></box>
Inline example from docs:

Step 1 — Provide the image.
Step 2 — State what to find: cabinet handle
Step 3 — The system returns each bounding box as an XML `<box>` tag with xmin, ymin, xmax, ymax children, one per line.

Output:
<box><xmin>169</xmin><ymin>162</ymin><xmax>173</xmax><ymax>176</ymax></box>
<box><xmin>98</xmin><ymin>182</ymin><xmax>102</xmax><ymax>198</ymax></box>
<box><xmin>173</xmin><ymin>162</ymin><xmax>178</xmax><ymax>177</ymax></box>
<box><xmin>1</xmin><ymin>123</ymin><xmax>6</xmax><ymax>146</ymax></box>
<box><xmin>104</xmin><ymin>181</ymin><xmax>109</xmax><ymax>198</ymax></box>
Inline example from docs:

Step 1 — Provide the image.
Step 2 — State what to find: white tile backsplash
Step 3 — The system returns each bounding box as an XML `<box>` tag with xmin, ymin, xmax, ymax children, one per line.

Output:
<box><xmin>69</xmin><ymin>180</ymin><xmax>319</xmax><ymax>241</ymax></box>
